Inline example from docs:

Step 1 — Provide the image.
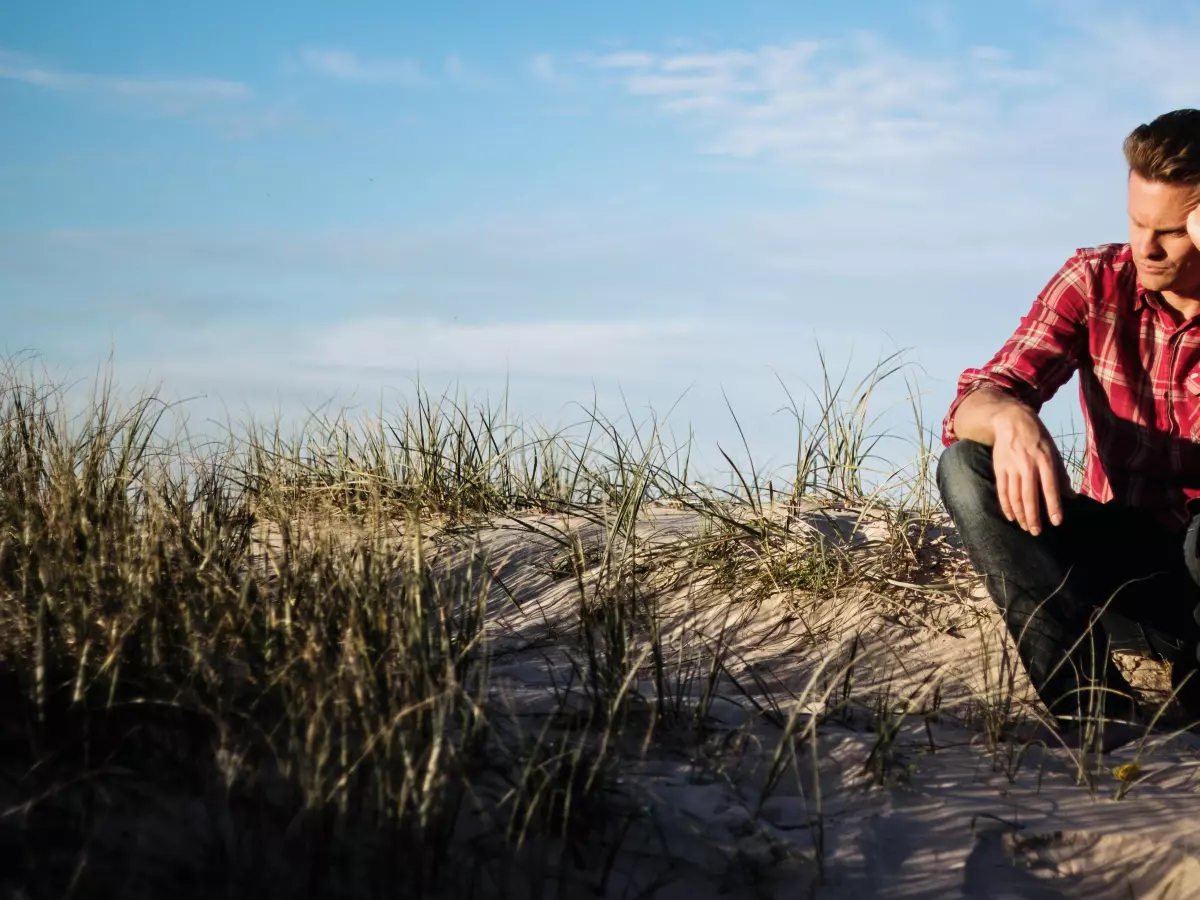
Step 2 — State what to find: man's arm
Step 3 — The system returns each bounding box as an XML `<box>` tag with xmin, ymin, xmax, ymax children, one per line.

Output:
<box><xmin>943</xmin><ymin>251</ymin><xmax>1093</xmax><ymax>534</ymax></box>
<box><xmin>1189</xmin><ymin>205</ymin><xmax>1200</xmax><ymax>252</ymax></box>
<box><xmin>953</xmin><ymin>386</ymin><xmax>1073</xmax><ymax>534</ymax></box>
<box><xmin>952</xmin><ymin>384</ymin><xmax>1033</xmax><ymax>447</ymax></box>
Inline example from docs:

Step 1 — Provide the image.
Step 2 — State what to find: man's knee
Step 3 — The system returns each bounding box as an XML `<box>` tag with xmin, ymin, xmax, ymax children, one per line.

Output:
<box><xmin>1184</xmin><ymin>514</ymin><xmax>1200</xmax><ymax>591</ymax></box>
<box><xmin>936</xmin><ymin>439</ymin><xmax>997</xmax><ymax>521</ymax></box>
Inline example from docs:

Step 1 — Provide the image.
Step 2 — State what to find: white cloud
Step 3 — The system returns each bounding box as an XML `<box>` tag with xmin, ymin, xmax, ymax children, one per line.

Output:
<box><xmin>592</xmin><ymin>36</ymin><xmax>1065</xmax><ymax>167</ymax></box>
<box><xmin>918</xmin><ymin>2</ymin><xmax>955</xmax><ymax>39</ymax></box>
<box><xmin>1059</xmin><ymin>16</ymin><xmax>1200</xmax><ymax>108</ymax></box>
<box><xmin>0</xmin><ymin>49</ymin><xmax>249</xmax><ymax>113</ymax></box>
<box><xmin>529</xmin><ymin>53</ymin><xmax>571</xmax><ymax>88</ymax></box>
<box><xmin>443</xmin><ymin>53</ymin><xmax>497</xmax><ymax>90</ymax></box>
<box><xmin>594</xmin><ymin>52</ymin><xmax>657</xmax><ymax>70</ymax></box>
<box><xmin>296</xmin><ymin>48</ymin><xmax>428</xmax><ymax>86</ymax></box>
<box><xmin>294</xmin><ymin>47</ymin><xmax>498</xmax><ymax>90</ymax></box>
<box><xmin>315</xmin><ymin>318</ymin><xmax>727</xmax><ymax>378</ymax></box>
<box><xmin>71</xmin><ymin>311</ymin><xmax>912</xmax><ymax>481</ymax></box>
<box><xmin>970</xmin><ymin>45</ymin><xmax>1009</xmax><ymax>62</ymax></box>
<box><xmin>209</xmin><ymin>103</ymin><xmax>321</xmax><ymax>140</ymax></box>
<box><xmin>586</xmin><ymin>8</ymin><xmax>1200</xmax><ymax>180</ymax></box>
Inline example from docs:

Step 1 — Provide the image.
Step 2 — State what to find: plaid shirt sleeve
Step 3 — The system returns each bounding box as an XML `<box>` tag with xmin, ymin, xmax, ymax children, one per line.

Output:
<box><xmin>942</xmin><ymin>251</ymin><xmax>1093</xmax><ymax>446</ymax></box>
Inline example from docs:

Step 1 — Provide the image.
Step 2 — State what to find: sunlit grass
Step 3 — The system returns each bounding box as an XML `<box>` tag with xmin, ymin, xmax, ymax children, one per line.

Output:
<box><xmin>0</xmin><ymin>351</ymin><xmax>1173</xmax><ymax>899</ymax></box>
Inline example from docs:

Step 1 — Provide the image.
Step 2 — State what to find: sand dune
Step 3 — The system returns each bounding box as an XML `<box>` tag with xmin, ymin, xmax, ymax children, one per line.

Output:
<box><xmin>432</xmin><ymin>504</ymin><xmax>1200</xmax><ymax>899</ymax></box>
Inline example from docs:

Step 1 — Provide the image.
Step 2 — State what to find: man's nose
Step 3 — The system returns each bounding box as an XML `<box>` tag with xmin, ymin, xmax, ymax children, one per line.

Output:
<box><xmin>1137</xmin><ymin>234</ymin><xmax>1166</xmax><ymax>259</ymax></box>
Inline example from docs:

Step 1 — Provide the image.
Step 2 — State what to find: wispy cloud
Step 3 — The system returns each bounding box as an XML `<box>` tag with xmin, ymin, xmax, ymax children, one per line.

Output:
<box><xmin>71</xmin><ymin>309</ymin><xmax>896</xmax><ymax>477</ymax></box>
<box><xmin>210</xmin><ymin>104</ymin><xmax>325</xmax><ymax>140</ymax></box>
<box><xmin>442</xmin><ymin>53</ymin><xmax>498</xmax><ymax>90</ymax></box>
<box><xmin>316</xmin><ymin>317</ymin><xmax>723</xmax><ymax>379</ymax></box>
<box><xmin>591</xmin><ymin>36</ymin><xmax>1060</xmax><ymax>166</ymax></box>
<box><xmin>1060</xmin><ymin>15</ymin><xmax>1200</xmax><ymax>108</ymax></box>
<box><xmin>529</xmin><ymin>53</ymin><xmax>571</xmax><ymax>88</ymax></box>
<box><xmin>0</xmin><ymin>49</ymin><xmax>249</xmax><ymax>113</ymax></box>
<box><xmin>296</xmin><ymin>48</ymin><xmax>428</xmax><ymax>86</ymax></box>
<box><xmin>295</xmin><ymin>47</ymin><xmax>499</xmax><ymax>90</ymax></box>
<box><xmin>587</xmin><ymin>7</ymin><xmax>1200</xmax><ymax>177</ymax></box>
<box><xmin>918</xmin><ymin>2</ymin><xmax>955</xmax><ymax>40</ymax></box>
<box><xmin>593</xmin><ymin>52</ymin><xmax>657</xmax><ymax>70</ymax></box>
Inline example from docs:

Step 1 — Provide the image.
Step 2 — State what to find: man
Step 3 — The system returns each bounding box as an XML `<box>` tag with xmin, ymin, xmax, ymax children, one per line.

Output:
<box><xmin>937</xmin><ymin>108</ymin><xmax>1200</xmax><ymax>743</ymax></box>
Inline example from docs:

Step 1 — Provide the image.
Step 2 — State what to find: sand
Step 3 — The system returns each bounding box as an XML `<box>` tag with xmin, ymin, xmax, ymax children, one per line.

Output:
<box><xmin>436</xmin><ymin>504</ymin><xmax>1200</xmax><ymax>899</ymax></box>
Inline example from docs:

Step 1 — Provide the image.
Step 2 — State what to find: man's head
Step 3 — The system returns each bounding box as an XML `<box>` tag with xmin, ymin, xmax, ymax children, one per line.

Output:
<box><xmin>1124</xmin><ymin>109</ymin><xmax>1200</xmax><ymax>297</ymax></box>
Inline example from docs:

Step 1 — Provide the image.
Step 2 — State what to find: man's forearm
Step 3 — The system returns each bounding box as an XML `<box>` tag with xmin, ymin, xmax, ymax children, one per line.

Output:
<box><xmin>951</xmin><ymin>386</ymin><xmax>1039</xmax><ymax>446</ymax></box>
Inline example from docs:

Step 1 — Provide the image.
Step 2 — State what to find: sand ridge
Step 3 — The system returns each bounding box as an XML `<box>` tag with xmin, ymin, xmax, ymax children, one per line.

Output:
<box><xmin>431</xmin><ymin>503</ymin><xmax>1200</xmax><ymax>899</ymax></box>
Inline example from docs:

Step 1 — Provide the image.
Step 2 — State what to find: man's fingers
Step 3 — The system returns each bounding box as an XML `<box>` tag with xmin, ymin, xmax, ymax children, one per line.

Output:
<box><xmin>997</xmin><ymin>456</ymin><xmax>1063</xmax><ymax>534</ymax></box>
<box><xmin>1021</xmin><ymin>463</ymin><xmax>1042</xmax><ymax>534</ymax></box>
<box><xmin>1006</xmin><ymin>475</ymin><xmax>1024</xmax><ymax>530</ymax></box>
<box><xmin>1000</xmin><ymin>470</ymin><xmax>1021</xmax><ymax>527</ymax></box>
<box><xmin>1008</xmin><ymin>469</ymin><xmax>1029</xmax><ymax>532</ymax></box>
<box><xmin>1012</xmin><ymin>471</ymin><xmax>1032</xmax><ymax>532</ymax></box>
<box><xmin>1039</xmin><ymin>457</ymin><xmax>1064</xmax><ymax>526</ymax></box>
<box><xmin>997</xmin><ymin>469</ymin><xmax>1016</xmax><ymax>523</ymax></box>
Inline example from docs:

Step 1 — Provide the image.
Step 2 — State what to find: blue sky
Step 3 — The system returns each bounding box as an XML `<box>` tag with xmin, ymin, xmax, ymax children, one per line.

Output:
<box><xmin>3</xmin><ymin>0</ymin><xmax>1198</xmax><ymax>479</ymax></box>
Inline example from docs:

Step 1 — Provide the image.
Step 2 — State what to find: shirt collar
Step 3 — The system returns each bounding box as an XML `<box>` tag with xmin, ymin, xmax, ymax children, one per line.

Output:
<box><xmin>1134</xmin><ymin>278</ymin><xmax>1160</xmax><ymax>311</ymax></box>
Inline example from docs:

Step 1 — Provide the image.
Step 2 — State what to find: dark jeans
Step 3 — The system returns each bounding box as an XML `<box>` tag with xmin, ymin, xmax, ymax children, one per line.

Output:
<box><xmin>937</xmin><ymin>439</ymin><xmax>1200</xmax><ymax>725</ymax></box>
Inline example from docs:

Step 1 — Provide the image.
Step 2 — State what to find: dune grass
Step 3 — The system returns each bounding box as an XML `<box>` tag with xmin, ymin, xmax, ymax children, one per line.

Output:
<box><xmin>0</xmin><ymin>353</ymin><xmax>1180</xmax><ymax>899</ymax></box>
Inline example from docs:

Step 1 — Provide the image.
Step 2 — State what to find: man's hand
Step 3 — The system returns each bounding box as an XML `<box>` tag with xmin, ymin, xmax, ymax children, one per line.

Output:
<box><xmin>1189</xmin><ymin>204</ymin><xmax>1200</xmax><ymax>253</ymax></box>
<box><xmin>991</xmin><ymin>404</ymin><xmax>1073</xmax><ymax>535</ymax></box>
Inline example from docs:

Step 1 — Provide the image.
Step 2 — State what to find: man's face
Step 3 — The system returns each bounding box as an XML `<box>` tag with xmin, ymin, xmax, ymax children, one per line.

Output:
<box><xmin>1128</xmin><ymin>170</ymin><xmax>1200</xmax><ymax>295</ymax></box>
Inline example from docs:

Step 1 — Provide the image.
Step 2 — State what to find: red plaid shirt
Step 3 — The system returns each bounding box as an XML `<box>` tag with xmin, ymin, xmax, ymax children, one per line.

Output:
<box><xmin>943</xmin><ymin>242</ymin><xmax>1200</xmax><ymax>531</ymax></box>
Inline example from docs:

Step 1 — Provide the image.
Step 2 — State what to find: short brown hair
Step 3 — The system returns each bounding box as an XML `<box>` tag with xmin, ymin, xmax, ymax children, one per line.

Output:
<box><xmin>1123</xmin><ymin>109</ymin><xmax>1200</xmax><ymax>186</ymax></box>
